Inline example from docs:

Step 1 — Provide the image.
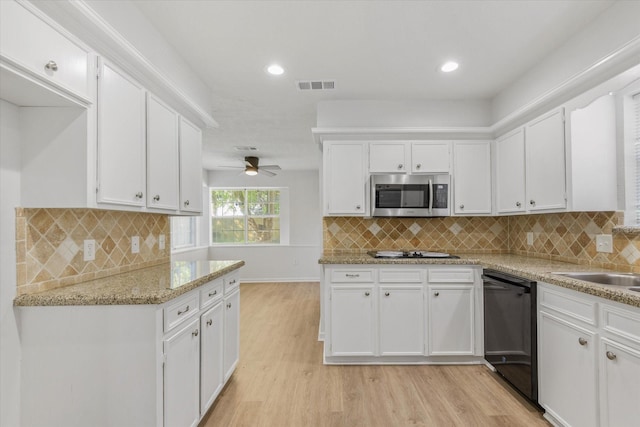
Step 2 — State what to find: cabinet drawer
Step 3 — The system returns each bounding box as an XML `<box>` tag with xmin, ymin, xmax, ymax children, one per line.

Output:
<box><xmin>164</xmin><ymin>292</ymin><xmax>199</xmax><ymax>332</ymax></box>
<box><xmin>379</xmin><ymin>269</ymin><xmax>423</xmax><ymax>283</ymax></box>
<box><xmin>427</xmin><ymin>268</ymin><xmax>474</xmax><ymax>283</ymax></box>
<box><xmin>330</xmin><ymin>269</ymin><xmax>375</xmax><ymax>283</ymax></box>
<box><xmin>200</xmin><ymin>278</ymin><xmax>223</xmax><ymax>309</ymax></box>
<box><xmin>224</xmin><ymin>271</ymin><xmax>240</xmax><ymax>294</ymax></box>
<box><xmin>602</xmin><ymin>304</ymin><xmax>640</xmax><ymax>344</ymax></box>
<box><xmin>0</xmin><ymin>1</ymin><xmax>90</xmax><ymax>99</ymax></box>
<box><xmin>539</xmin><ymin>285</ymin><xmax>597</xmax><ymax>326</ymax></box>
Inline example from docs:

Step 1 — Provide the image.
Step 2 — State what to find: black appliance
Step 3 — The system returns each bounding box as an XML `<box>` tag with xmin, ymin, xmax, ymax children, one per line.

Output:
<box><xmin>483</xmin><ymin>269</ymin><xmax>538</xmax><ymax>404</ymax></box>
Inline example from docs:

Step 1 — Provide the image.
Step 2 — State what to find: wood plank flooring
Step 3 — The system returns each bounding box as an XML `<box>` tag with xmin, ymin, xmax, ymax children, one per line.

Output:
<box><xmin>200</xmin><ymin>282</ymin><xmax>549</xmax><ymax>427</ymax></box>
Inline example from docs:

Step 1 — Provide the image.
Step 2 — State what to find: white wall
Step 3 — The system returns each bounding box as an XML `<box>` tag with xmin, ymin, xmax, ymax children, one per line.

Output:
<box><xmin>0</xmin><ymin>99</ymin><xmax>22</xmax><ymax>427</ymax></box>
<box><xmin>206</xmin><ymin>170</ymin><xmax>322</xmax><ymax>282</ymax></box>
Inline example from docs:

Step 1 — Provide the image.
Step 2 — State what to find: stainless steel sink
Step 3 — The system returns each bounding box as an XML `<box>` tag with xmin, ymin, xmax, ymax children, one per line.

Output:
<box><xmin>552</xmin><ymin>272</ymin><xmax>640</xmax><ymax>291</ymax></box>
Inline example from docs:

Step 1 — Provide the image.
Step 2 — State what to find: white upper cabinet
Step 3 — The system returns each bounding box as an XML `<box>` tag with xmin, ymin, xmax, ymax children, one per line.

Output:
<box><xmin>0</xmin><ymin>0</ymin><xmax>91</xmax><ymax>104</ymax></box>
<box><xmin>525</xmin><ymin>108</ymin><xmax>567</xmax><ymax>211</ymax></box>
<box><xmin>453</xmin><ymin>141</ymin><xmax>491</xmax><ymax>215</ymax></box>
<box><xmin>147</xmin><ymin>94</ymin><xmax>179</xmax><ymax>211</ymax></box>
<box><xmin>369</xmin><ymin>142</ymin><xmax>409</xmax><ymax>173</ymax></box>
<box><xmin>495</xmin><ymin>129</ymin><xmax>526</xmax><ymax>214</ymax></box>
<box><xmin>411</xmin><ymin>142</ymin><xmax>450</xmax><ymax>173</ymax></box>
<box><xmin>179</xmin><ymin>117</ymin><xmax>203</xmax><ymax>214</ymax></box>
<box><xmin>323</xmin><ymin>141</ymin><xmax>368</xmax><ymax>216</ymax></box>
<box><xmin>97</xmin><ymin>59</ymin><xmax>146</xmax><ymax>207</ymax></box>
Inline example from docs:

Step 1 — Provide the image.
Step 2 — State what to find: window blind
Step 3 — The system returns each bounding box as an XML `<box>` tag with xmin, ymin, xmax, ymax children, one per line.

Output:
<box><xmin>634</xmin><ymin>92</ymin><xmax>640</xmax><ymax>223</ymax></box>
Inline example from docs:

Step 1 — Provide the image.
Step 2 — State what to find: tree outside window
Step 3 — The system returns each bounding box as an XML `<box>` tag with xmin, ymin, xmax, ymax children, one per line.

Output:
<box><xmin>211</xmin><ymin>188</ymin><xmax>281</xmax><ymax>244</ymax></box>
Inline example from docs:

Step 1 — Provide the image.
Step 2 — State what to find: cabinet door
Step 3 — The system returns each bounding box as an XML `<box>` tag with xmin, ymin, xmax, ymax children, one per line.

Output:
<box><xmin>164</xmin><ymin>317</ymin><xmax>200</xmax><ymax>427</ymax></box>
<box><xmin>525</xmin><ymin>108</ymin><xmax>566</xmax><ymax>211</ymax></box>
<box><xmin>179</xmin><ymin>117</ymin><xmax>203</xmax><ymax>213</ymax></box>
<box><xmin>427</xmin><ymin>285</ymin><xmax>474</xmax><ymax>355</ymax></box>
<box><xmin>147</xmin><ymin>94</ymin><xmax>179</xmax><ymax>210</ymax></box>
<box><xmin>411</xmin><ymin>142</ymin><xmax>450</xmax><ymax>173</ymax></box>
<box><xmin>538</xmin><ymin>311</ymin><xmax>597</xmax><ymax>427</ymax></box>
<box><xmin>97</xmin><ymin>60</ymin><xmax>146</xmax><ymax>207</ymax></box>
<box><xmin>323</xmin><ymin>142</ymin><xmax>367</xmax><ymax>215</ymax></box>
<box><xmin>369</xmin><ymin>143</ymin><xmax>408</xmax><ymax>173</ymax></box>
<box><xmin>495</xmin><ymin>129</ymin><xmax>526</xmax><ymax>213</ymax></box>
<box><xmin>600</xmin><ymin>338</ymin><xmax>640</xmax><ymax>427</ymax></box>
<box><xmin>200</xmin><ymin>303</ymin><xmax>224</xmax><ymax>416</ymax></box>
<box><xmin>330</xmin><ymin>286</ymin><xmax>375</xmax><ymax>355</ymax></box>
<box><xmin>452</xmin><ymin>141</ymin><xmax>491</xmax><ymax>215</ymax></box>
<box><xmin>379</xmin><ymin>286</ymin><xmax>424</xmax><ymax>356</ymax></box>
<box><xmin>223</xmin><ymin>289</ymin><xmax>240</xmax><ymax>381</ymax></box>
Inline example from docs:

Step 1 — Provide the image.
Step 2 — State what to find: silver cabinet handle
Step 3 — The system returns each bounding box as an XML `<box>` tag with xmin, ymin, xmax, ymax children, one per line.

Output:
<box><xmin>516</xmin><ymin>201</ymin><xmax>521</xmax><ymax>208</ymax></box>
<box><xmin>192</xmin><ymin>329</ymin><xmax>199</xmax><ymax>337</ymax></box>
<box><xmin>364</xmin><ymin>292</ymin><xmax>370</xmax><ymax>296</ymax></box>
<box><xmin>459</xmin><ymin>204</ymin><xmax>464</xmax><ymax>210</ymax></box>
<box><xmin>434</xmin><ymin>292</ymin><xmax>440</xmax><ymax>296</ymax></box>
<box><xmin>208</xmin><ymin>290</ymin><xmax>218</xmax><ymax>297</ymax></box>
<box><xmin>45</xmin><ymin>60</ymin><xmax>58</xmax><ymax>72</ymax></box>
<box><xmin>184</xmin><ymin>200</ymin><xmax>190</xmax><ymax>207</ymax></box>
<box><xmin>229</xmin><ymin>279</ymin><xmax>236</xmax><ymax>285</ymax></box>
<box><xmin>578</xmin><ymin>337</ymin><xmax>588</xmax><ymax>346</ymax></box>
<box><xmin>384</xmin><ymin>292</ymin><xmax>390</xmax><ymax>297</ymax></box>
<box><xmin>416</xmin><ymin>163</ymin><xmax>421</xmax><ymax>170</ymax></box>
<box><xmin>135</xmin><ymin>192</ymin><xmax>143</xmax><ymax>199</ymax></box>
<box><xmin>606</xmin><ymin>351</ymin><xmax>617</xmax><ymax>360</ymax></box>
<box><xmin>398</xmin><ymin>164</ymin><xmax>403</xmax><ymax>170</ymax></box>
<box><xmin>355</xmin><ymin>205</ymin><xmax>361</xmax><ymax>210</ymax></box>
<box><xmin>345</xmin><ymin>274</ymin><xmax>360</xmax><ymax>278</ymax></box>
<box><xmin>177</xmin><ymin>305</ymin><xmax>190</xmax><ymax>315</ymax></box>
<box><xmin>530</xmin><ymin>200</ymin><xmax>535</xmax><ymax>206</ymax></box>
<box><xmin>227</xmin><ymin>303</ymin><xmax>232</xmax><ymax>309</ymax></box>
<box><xmin>153</xmin><ymin>194</ymin><xmax>160</xmax><ymax>201</ymax></box>
<box><xmin>206</xmin><ymin>319</ymin><xmax>213</xmax><ymax>327</ymax></box>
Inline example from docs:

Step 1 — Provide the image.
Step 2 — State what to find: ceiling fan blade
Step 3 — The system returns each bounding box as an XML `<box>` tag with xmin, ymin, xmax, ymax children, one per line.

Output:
<box><xmin>260</xmin><ymin>165</ymin><xmax>281</xmax><ymax>170</ymax></box>
<box><xmin>258</xmin><ymin>168</ymin><xmax>276</xmax><ymax>177</ymax></box>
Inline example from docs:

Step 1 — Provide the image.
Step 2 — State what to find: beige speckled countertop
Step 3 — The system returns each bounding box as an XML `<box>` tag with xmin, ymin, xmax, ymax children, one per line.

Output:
<box><xmin>319</xmin><ymin>253</ymin><xmax>640</xmax><ymax>308</ymax></box>
<box><xmin>14</xmin><ymin>260</ymin><xmax>245</xmax><ymax>307</ymax></box>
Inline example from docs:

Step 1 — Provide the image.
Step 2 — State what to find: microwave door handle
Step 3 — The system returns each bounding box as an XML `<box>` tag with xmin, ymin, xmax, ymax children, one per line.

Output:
<box><xmin>428</xmin><ymin>178</ymin><xmax>433</xmax><ymax>213</ymax></box>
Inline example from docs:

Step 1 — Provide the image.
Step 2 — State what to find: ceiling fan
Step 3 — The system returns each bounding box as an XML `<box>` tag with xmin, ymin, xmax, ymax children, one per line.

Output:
<box><xmin>222</xmin><ymin>156</ymin><xmax>281</xmax><ymax>177</ymax></box>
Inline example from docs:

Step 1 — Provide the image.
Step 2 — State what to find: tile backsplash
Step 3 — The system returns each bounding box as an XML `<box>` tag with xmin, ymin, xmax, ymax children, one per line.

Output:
<box><xmin>16</xmin><ymin>208</ymin><xmax>170</xmax><ymax>295</ymax></box>
<box><xmin>323</xmin><ymin>211</ymin><xmax>640</xmax><ymax>272</ymax></box>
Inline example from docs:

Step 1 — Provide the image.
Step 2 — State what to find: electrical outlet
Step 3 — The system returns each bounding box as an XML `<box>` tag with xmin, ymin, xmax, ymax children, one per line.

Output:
<box><xmin>527</xmin><ymin>232</ymin><xmax>534</xmax><ymax>246</ymax></box>
<box><xmin>596</xmin><ymin>234</ymin><xmax>613</xmax><ymax>253</ymax></box>
<box><xmin>131</xmin><ymin>236</ymin><xmax>140</xmax><ymax>254</ymax></box>
<box><xmin>159</xmin><ymin>234</ymin><xmax>165</xmax><ymax>250</ymax></box>
<box><xmin>84</xmin><ymin>239</ymin><xmax>95</xmax><ymax>261</ymax></box>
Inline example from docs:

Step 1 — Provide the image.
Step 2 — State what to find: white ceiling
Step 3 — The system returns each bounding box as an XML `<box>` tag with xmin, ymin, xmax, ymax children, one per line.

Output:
<box><xmin>131</xmin><ymin>0</ymin><xmax>615</xmax><ymax>172</ymax></box>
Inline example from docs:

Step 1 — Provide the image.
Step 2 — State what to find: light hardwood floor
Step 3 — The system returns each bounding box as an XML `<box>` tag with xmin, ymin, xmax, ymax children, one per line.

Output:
<box><xmin>200</xmin><ymin>282</ymin><xmax>549</xmax><ymax>427</ymax></box>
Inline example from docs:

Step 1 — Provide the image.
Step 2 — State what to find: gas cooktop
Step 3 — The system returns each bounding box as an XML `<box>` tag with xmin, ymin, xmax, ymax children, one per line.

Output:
<box><xmin>367</xmin><ymin>250</ymin><xmax>460</xmax><ymax>259</ymax></box>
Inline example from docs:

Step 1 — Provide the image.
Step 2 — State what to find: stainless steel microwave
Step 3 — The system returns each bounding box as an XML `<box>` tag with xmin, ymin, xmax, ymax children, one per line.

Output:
<box><xmin>371</xmin><ymin>174</ymin><xmax>450</xmax><ymax>217</ymax></box>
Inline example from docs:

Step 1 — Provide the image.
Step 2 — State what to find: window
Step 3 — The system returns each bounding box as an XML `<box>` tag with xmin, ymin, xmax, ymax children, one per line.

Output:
<box><xmin>634</xmin><ymin>92</ymin><xmax>640</xmax><ymax>223</ymax></box>
<box><xmin>171</xmin><ymin>216</ymin><xmax>196</xmax><ymax>250</ymax></box>
<box><xmin>210</xmin><ymin>188</ymin><xmax>283</xmax><ymax>244</ymax></box>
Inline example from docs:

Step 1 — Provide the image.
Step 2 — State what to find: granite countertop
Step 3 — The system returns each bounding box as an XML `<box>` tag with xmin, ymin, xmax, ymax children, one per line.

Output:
<box><xmin>14</xmin><ymin>260</ymin><xmax>245</xmax><ymax>307</ymax></box>
<box><xmin>319</xmin><ymin>253</ymin><xmax>640</xmax><ymax>308</ymax></box>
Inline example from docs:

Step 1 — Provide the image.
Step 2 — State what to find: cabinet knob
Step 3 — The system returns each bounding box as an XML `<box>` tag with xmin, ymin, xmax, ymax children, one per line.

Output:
<box><xmin>192</xmin><ymin>329</ymin><xmax>199</xmax><ymax>337</ymax></box>
<box><xmin>184</xmin><ymin>200</ymin><xmax>190</xmax><ymax>207</ymax></box>
<box><xmin>355</xmin><ymin>205</ymin><xmax>361</xmax><ymax>210</ymax></box>
<box><xmin>529</xmin><ymin>200</ymin><xmax>535</xmax><ymax>206</ymax></box>
<box><xmin>364</xmin><ymin>291</ymin><xmax>370</xmax><ymax>297</ymax></box>
<box><xmin>384</xmin><ymin>292</ymin><xmax>390</xmax><ymax>297</ymax></box>
<box><xmin>45</xmin><ymin>60</ymin><xmax>58</xmax><ymax>72</ymax></box>
<box><xmin>516</xmin><ymin>201</ymin><xmax>521</xmax><ymax>208</ymax></box>
<box><xmin>578</xmin><ymin>337</ymin><xmax>588</xmax><ymax>346</ymax></box>
<box><xmin>153</xmin><ymin>194</ymin><xmax>160</xmax><ymax>201</ymax></box>
<box><xmin>227</xmin><ymin>303</ymin><xmax>232</xmax><ymax>309</ymax></box>
<box><xmin>459</xmin><ymin>204</ymin><xmax>464</xmax><ymax>210</ymax></box>
<box><xmin>398</xmin><ymin>164</ymin><xmax>403</xmax><ymax>170</ymax></box>
<box><xmin>434</xmin><ymin>292</ymin><xmax>440</xmax><ymax>297</ymax></box>
<box><xmin>416</xmin><ymin>163</ymin><xmax>421</xmax><ymax>170</ymax></box>
<box><xmin>206</xmin><ymin>319</ymin><xmax>213</xmax><ymax>327</ymax></box>
<box><xmin>606</xmin><ymin>351</ymin><xmax>617</xmax><ymax>360</ymax></box>
<box><xmin>135</xmin><ymin>192</ymin><xmax>143</xmax><ymax>199</ymax></box>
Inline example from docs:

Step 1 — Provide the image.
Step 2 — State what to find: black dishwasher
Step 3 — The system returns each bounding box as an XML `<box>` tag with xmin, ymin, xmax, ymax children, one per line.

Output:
<box><xmin>483</xmin><ymin>269</ymin><xmax>538</xmax><ymax>404</ymax></box>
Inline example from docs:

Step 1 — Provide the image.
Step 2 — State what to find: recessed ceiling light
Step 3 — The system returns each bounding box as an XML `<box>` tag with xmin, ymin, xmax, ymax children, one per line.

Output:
<box><xmin>440</xmin><ymin>61</ymin><xmax>459</xmax><ymax>73</ymax></box>
<box><xmin>266</xmin><ymin>64</ymin><xmax>284</xmax><ymax>75</ymax></box>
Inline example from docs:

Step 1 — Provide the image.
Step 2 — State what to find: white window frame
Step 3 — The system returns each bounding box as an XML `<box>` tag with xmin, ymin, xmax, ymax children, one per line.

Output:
<box><xmin>623</xmin><ymin>82</ymin><xmax>640</xmax><ymax>225</ymax></box>
<box><xmin>170</xmin><ymin>216</ymin><xmax>197</xmax><ymax>250</ymax></box>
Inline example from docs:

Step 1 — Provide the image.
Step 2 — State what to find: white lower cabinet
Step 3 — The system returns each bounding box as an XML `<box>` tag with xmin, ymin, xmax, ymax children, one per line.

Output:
<box><xmin>164</xmin><ymin>317</ymin><xmax>201</xmax><ymax>427</ymax></box>
<box><xmin>324</xmin><ymin>265</ymin><xmax>482</xmax><ymax>363</ymax></box>
<box><xmin>599</xmin><ymin>338</ymin><xmax>640</xmax><ymax>427</ymax></box>
<box><xmin>200</xmin><ymin>302</ymin><xmax>224</xmax><ymax>416</ymax></box>
<box><xmin>427</xmin><ymin>285</ymin><xmax>475</xmax><ymax>355</ymax></box>
<box><xmin>224</xmin><ymin>289</ymin><xmax>240</xmax><ymax>380</ymax></box>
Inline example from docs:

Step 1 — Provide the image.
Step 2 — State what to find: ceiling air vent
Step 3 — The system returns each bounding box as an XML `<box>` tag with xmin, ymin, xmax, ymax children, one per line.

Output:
<box><xmin>296</xmin><ymin>80</ymin><xmax>336</xmax><ymax>91</ymax></box>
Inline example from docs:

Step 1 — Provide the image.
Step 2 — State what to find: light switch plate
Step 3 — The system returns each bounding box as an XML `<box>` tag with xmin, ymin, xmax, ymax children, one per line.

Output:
<box><xmin>83</xmin><ymin>239</ymin><xmax>95</xmax><ymax>261</ymax></box>
<box><xmin>596</xmin><ymin>234</ymin><xmax>613</xmax><ymax>253</ymax></box>
<box><xmin>131</xmin><ymin>236</ymin><xmax>140</xmax><ymax>254</ymax></box>
<box><xmin>159</xmin><ymin>234</ymin><xmax>165</xmax><ymax>250</ymax></box>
